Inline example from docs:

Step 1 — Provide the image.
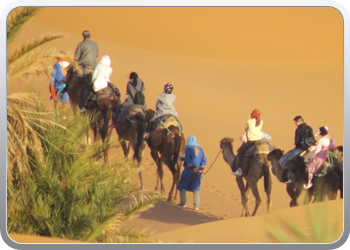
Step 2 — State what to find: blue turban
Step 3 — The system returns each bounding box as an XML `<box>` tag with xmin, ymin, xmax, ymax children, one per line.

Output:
<box><xmin>187</xmin><ymin>136</ymin><xmax>199</xmax><ymax>146</ymax></box>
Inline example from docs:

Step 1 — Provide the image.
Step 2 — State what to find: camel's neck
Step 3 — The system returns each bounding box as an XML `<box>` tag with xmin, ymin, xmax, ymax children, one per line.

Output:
<box><xmin>222</xmin><ymin>147</ymin><xmax>235</xmax><ymax>167</ymax></box>
<box><xmin>270</xmin><ymin>157</ymin><xmax>284</xmax><ymax>182</ymax></box>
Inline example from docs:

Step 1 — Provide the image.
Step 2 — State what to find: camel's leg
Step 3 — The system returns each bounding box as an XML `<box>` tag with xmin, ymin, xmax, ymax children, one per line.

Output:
<box><xmin>236</xmin><ymin>176</ymin><xmax>250</xmax><ymax>217</ymax></box>
<box><xmin>173</xmin><ymin>161</ymin><xmax>182</xmax><ymax>201</ymax></box>
<box><xmin>155</xmin><ymin>168</ymin><xmax>161</xmax><ymax>191</ymax></box>
<box><xmin>119</xmin><ymin>139</ymin><xmax>128</xmax><ymax>158</ymax></box>
<box><xmin>126</xmin><ymin>142</ymin><xmax>132</xmax><ymax>159</ymax></box>
<box><xmin>158</xmin><ymin>162</ymin><xmax>165</xmax><ymax>194</ymax></box>
<box><xmin>264</xmin><ymin>165</ymin><xmax>273</xmax><ymax>213</ymax></box>
<box><xmin>294</xmin><ymin>186</ymin><xmax>301</xmax><ymax>206</ymax></box>
<box><xmin>167</xmin><ymin>168</ymin><xmax>177</xmax><ymax>202</ymax></box>
<box><xmin>129</xmin><ymin>132</ymin><xmax>143</xmax><ymax>190</ymax></box>
<box><xmin>304</xmin><ymin>188</ymin><xmax>313</xmax><ymax>204</ymax></box>
<box><xmin>168</xmin><ymin>164</ymin><xmax>180</xmax><ymax>202</ymax></box>
<box><xmin>138</xmin><ymin>169</ymin><xmax>143</xmax><ymax>191</ymax></box>
<box><xmin>312</xmin><ymin>177</ymin><xmax>325</xmax><ymax>203</ymax></box>
<box><xmin>248</xmin><ymin>179</ymin><xmax>261</xmax><ymax>216</ymax></box>
<box><xmin>151</xmin><ymin>150</ymin><xmax>164</xmax><ymax>193</ymax></box>
<box><xmin>138</xmin><ymin>142</ymin><xmax>147</xmax><ymax>191</ymax></box>
<box><xmin>161</xmin><ymin>155</ymin><xmax>178</xmax><ymax>202</ymax></box>
<box><xmin>286</xmin><ymin>183</ymin><xmax>299</xmax><ymax>207</ymax></box>
<box><xmin>129</xmin><ymin>131</ymin><xmax>138</xmax><ymax>162</ymax></box>
<box><xmin>69</xmin><ymin>99</ymin><xmax>78</xmax><ymax>114</ymax></box>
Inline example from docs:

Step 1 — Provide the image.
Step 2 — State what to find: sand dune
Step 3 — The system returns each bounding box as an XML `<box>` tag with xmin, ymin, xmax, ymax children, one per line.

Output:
<box><xmin>6</xmin><ymin>7</ymin><xmax>343</xmax><ymax>244</ymax></box>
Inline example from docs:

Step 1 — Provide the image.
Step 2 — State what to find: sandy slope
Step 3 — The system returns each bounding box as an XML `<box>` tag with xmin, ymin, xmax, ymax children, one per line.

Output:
<box><xmin>6</xmin><ymin>7</ymin><xmax>343</xmax><ymax>244</ymax></box>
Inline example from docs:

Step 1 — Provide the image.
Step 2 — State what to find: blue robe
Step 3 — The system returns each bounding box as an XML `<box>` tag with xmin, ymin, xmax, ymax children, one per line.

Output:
<box><xmin>177</xmin><ymin>136</ymin><xmax>207</xmax><ymax>192</ymax></box>
<box><xmin>51</xmin><ymin>62</ymin><xmax>69</xmax><ymax>103</ymax></box>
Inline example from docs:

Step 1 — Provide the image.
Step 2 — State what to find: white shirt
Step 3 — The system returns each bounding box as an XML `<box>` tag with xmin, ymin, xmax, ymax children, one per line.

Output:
<box><xmin>245</xmin><ymin>118</ymin><xmax>263</xmax><ymax>141</ymax></box>
<box><xmin>92</xmin><ymin>55</ymin><xmax>112</xmax><ymax>92</ymax></box>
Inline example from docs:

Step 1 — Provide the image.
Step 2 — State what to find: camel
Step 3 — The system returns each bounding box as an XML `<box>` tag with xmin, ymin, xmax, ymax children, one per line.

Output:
<box><xmin>267</xmin><ymin>149</ymin><xmax>302</xmax><ymax>207</ymax></box>
<box><xmin>64</xmin><ymin>66</ymin><xmax>120</xmax><ymax>158</ymax></box>
<box><xmin>145</xmin><ymin>109</ymin><xmax>186</xmax><ymax>202</ymax></box>
<box><xmin>220</xmin><ymin>137</ymin><xmax>272</xmax><ymax>217</ymax></box>
<box><xmin>286</xmin><ymin>147</ymin><xmax>343</xmax><ymax>204</ymax></box>
<box><xmin>114</xmin><ymin>105</ymin><xmax>147</xmax><ymax>189</ymax></box>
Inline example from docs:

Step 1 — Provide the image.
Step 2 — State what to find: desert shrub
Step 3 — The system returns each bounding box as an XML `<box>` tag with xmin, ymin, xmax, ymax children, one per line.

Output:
<box><xmin>7</xmin><ymin>101</ymin><xmax>162</xmax><ymax>242</ymax></box>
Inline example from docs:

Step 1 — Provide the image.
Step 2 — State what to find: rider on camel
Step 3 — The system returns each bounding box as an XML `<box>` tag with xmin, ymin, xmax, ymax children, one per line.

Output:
<box><xmin>144</xmin><ymin>83</ymin><xmax>180</xmax><ymax>139</ymax></box>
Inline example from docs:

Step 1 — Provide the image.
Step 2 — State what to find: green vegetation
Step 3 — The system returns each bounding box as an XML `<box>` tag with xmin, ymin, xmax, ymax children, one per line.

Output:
<box><xmin>7</xmin><ymin>7</ymin><xmax>162</xmax><ymax>243</ymax></box>
<box><xmin>265</xmin><ymin>202</ymin><xmax>342</xmax><ymax>243</ymax></box>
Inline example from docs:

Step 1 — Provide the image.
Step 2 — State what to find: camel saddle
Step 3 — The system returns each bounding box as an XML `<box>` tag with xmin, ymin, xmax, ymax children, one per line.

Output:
<box><xmin>153</xmin><ymin>114</ymin><xmax>182</xmax><ymax>132</ymax></box>
<box><xmin>90</xmin><ymin>85</ymin><xmax>119</xmax><ymax>102</ymax></box>
<box><xmin>300</xmin><ymin>146</ymin><xmax>333</xmax><ymax>176</ymax></box>
<box><xmin>299</xmin><ymin>145</ymin><xmax>317</xmax><ymax>162</ymax></box>
<box><xmin>244</xmin><ymin>140</ymin><xmax>275</xmax><ymax>157</ymax></box>
<box><xmin>116</xmin><ymin>105</ymin><xmax>145</xmax><ymax>123</ymax></box>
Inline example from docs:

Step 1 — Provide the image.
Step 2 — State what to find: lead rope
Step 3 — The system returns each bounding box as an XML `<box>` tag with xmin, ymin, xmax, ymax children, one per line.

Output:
<box><xmin>203</xmin><ymin>149</ymin><xmax>222</xmax><ymax>175</ymax></box>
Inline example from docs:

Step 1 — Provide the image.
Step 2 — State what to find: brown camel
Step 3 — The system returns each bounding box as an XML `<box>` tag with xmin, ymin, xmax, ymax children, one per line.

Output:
<box><xmin>286</xmin><ymin>147</ymin><xmax>343</xmax><ymax>204</ymax></box>
<box><xmin>220</xmin><ymin>137</ymin><xmax>272</xmax><ymax>217</ymax></box>
<box><xmin>267</xmin><ymin>149</ymin><xmax>302</xmax><ymax>207</ymax></box>
<box><xmin>145</xmin><ymin>109</ymin><xmax>185</xmax><ymax>202</ymax></box>
<box><xmin>64</xmin><ymin>66</ymin><xmax>120</xmax><ymax>158</ymax></box>
<box><xmin>114</xmin><ymin>105</ymin><xmax>147</xmax><ymax>189</ymax></box>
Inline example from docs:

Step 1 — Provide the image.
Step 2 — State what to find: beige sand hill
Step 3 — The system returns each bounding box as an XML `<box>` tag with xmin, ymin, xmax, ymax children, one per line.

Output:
<box><xmin>6</xmin><ymin>7</ymin><xmax>343</xmax><ymax>244</ymax></box>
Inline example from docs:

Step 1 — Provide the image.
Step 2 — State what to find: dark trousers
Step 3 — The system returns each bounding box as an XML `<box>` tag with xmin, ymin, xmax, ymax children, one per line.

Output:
<box><xmin>236</xmin><ymin>141</ymin><xmax>255</xmax><ymax>169</ymax></box>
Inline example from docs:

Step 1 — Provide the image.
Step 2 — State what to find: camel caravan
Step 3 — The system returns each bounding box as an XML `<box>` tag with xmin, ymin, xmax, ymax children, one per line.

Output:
<box><xmin>55</xmin><ymin>31</ymin><xmax>342</xmax><ymax>215</ymax></box>
<box><xmin>220</xmin><ymin>127</ymin><xmax>343</xmax><ymax>217</ymax></box>
<box><xmin>63</xmin><ymin>62</ymin><xmax>343</xmax><ymax>215</ymax></box>
<box><xmin>62</xmin><ymin>59</ymin><xmax>185</xmax><ymax>201</ymax></box>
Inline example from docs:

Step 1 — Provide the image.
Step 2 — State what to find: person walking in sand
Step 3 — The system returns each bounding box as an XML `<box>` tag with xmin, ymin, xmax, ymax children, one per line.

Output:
<box><xmin>50</xmin><ymin>56</ymin><xmax>70</xmax><ymax>107</ymax></box>
<box><xmin>177</xmin><ymin>135</ymin><xmax>207</xmax><ymax>211</ymax></box>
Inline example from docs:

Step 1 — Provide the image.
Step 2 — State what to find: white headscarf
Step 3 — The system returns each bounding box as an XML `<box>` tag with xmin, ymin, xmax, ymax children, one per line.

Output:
<box><xmin>92</xmin><ymin>55</ymin><xmax>113</xmax><ymax>92</ymax></box>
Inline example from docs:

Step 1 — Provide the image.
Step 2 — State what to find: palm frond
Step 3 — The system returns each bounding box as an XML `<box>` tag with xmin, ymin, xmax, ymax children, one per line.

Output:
<box><xmin>8</xmin><ymin>34</ymin><xmax>66</xmax><ymax>64</ymax></box>
<box><xmin>7</xmin><ymin>49</ymin><xmax>79</xmax><ymax>82</ymax></box>
<box><xmin>7</xmin><ymin>7</ymin><xmax>42</xmax><ymax>45</ymax></box>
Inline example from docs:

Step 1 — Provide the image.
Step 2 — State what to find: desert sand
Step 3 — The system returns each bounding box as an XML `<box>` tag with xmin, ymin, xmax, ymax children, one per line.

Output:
<box><xmin>6</xmin><ymin>7</ymin><xmax>343</xmax><ymax>244</ymax></box>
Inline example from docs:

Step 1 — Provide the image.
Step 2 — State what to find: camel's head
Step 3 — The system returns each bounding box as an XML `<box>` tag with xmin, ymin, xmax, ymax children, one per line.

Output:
<box><xmin>267</xmin><ymin>148</ymin><xmax>284</xmax><ymax>161</ymax></box>
<box><xmin>220</xmin><ymin>137</ymin><xmax>234</xmax><ymax>150</ymax></box>
<box><xmin>326</xmin><ymin>145</ymin><xmax>343</xmax><ymax>169</ymax></box>
<box><xmin>145</xmin><ymin>109</ymin><xmax>156</xmax><ymax>122</ymax></box>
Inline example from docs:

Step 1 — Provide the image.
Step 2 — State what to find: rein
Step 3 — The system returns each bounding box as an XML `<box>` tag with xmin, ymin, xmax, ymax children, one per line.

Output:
<box><xmin>314</xmin><ymin>151</ymin><xmax>341</xmax><ymax>178</ymax></box>
<box><xmin>126</xmin><ymin>113</ymin><xmax>146</xmax><ymax>128</ymax></box>
<box><xmin>160</xmin><ymin>120</ymin><xmax>183</xmax><ymax>137</ymax></box>
<box><xmin>203</xmin><ymin>149</ymin><xmax>222</xmax><ymax>175</ymax></box>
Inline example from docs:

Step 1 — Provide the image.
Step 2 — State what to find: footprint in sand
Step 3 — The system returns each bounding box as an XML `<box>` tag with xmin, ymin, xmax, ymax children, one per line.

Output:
<box><xmin>215</xmin><ymin>190</ymin><xmax>225</xmax><ymax>196</ymax></box>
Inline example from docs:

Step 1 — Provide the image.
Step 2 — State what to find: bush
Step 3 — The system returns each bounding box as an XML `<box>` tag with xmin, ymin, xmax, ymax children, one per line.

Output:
<box><xmin>7</xmin><ymin>100</ymin><xmax>162</xmax><ymax>242</ymax></box>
